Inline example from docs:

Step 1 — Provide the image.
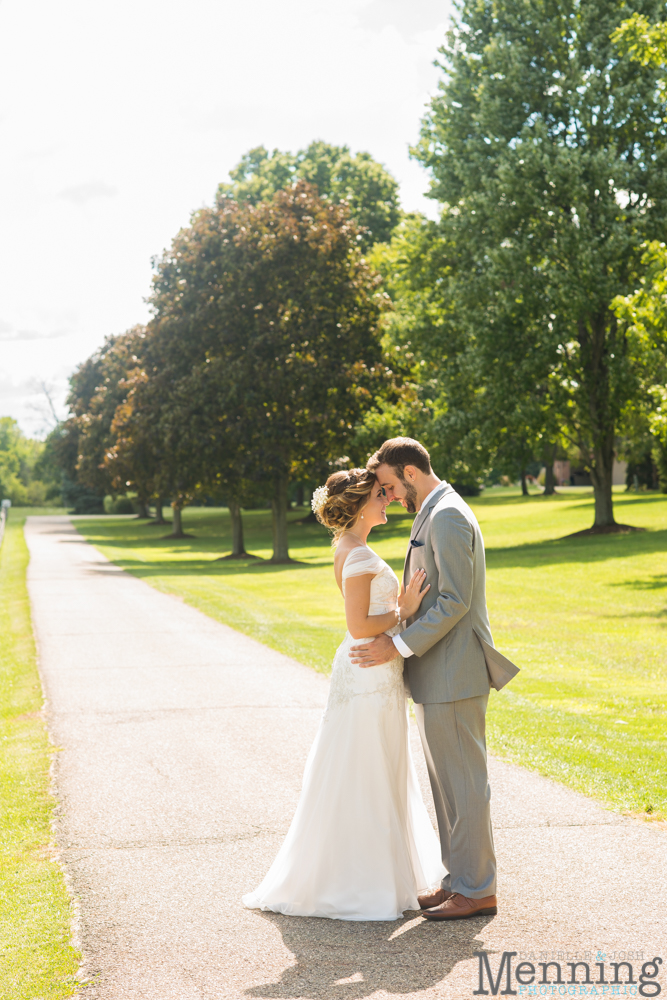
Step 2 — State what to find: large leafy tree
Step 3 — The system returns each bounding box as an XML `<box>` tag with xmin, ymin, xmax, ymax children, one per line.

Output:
<box><xmin>410</xmin><ymin>0</ymin><xmax>667</xmax><ymax>527</ymax></box>
<box><xmin>64</xmin><ymin>327</ymin><xmax>154</xmax><ymax>515</ymax></box>
<box><xmin>371</xmin><ymin>214</ymin><xmax>559</xmax><ymax>491</ymax></box>
<box><xmin>149</xmin><ymin>182</ymin><xmax>389</xmax><ymax>561</ymax></box>
<box><xmin>109</xmin><ymin>354</ymin><xmax>255</xmax><ymax>541</ymax></box>
<box><xmin>158</xmin><ymin>359</ymin><xmax>268</xmax><ymax>552</ymax></box>
<box><xmin>102</xmin><ymin>360</ymin><xmax>174</xmax><ymax>526</ymax></box>
<box><xmin>217</xmin><ymin>141</ymin><xmax>400</xmax><ymax>249</ymax></box>
<box><xmin>613</xmin><ymin>240</ymin><xmax>667</xmax><ymax>490</ymax></box>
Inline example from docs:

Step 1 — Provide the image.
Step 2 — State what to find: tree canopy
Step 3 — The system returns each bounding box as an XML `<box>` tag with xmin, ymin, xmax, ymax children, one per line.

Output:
<box><xmin>148</xmin><ymin>182</ymin><xmax>390</xmax><ymax>558</ymax></box>
<box><xmin>392</xmin><ymin>0</ymin><xmax>667</xmax><ymax>526</ymax></box>
<box><xmin>54</xmin><ymin>6</ymin><xmax>667</xmax><ymax>528</ymax></box>
<box><xmin>0</xmin><ymin>417</ymin><xmax>59</xmax><ymax>506</ymax></box>
<box><xmin>65</xmin><ymin>328</ymin><xmax>148</xmax><ymax>500</ymax></box>
<box><xmin>217</xmin><ymin>141</ymin><xmax>400</xmax><ymax>249</ymax></box>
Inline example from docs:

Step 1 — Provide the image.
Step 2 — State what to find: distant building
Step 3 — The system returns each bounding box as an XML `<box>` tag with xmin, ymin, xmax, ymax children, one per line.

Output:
<box><xmin>551</xmin><ymin>458</ymin><xmax>627</xmax><ymax>487</ymax></box>
<box><xmin>554</xmin><ymin>460</ymin><xmax>570</xmax><ymax>486</ymax></box>
<box><xmin>612</xmin><ymin>459</ymin><xmax>628</xmax><ymax>485</ymax></box>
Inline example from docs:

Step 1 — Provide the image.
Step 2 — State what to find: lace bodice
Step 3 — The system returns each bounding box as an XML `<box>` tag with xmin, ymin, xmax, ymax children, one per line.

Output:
<box><xmin>326</xmin><ymin>546</ymin><xmax>406</xmax><ymax>714</ymax></box>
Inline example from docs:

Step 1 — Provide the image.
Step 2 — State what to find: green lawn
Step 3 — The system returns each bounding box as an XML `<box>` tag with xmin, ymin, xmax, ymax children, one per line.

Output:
<box><xmin>75</xmin><ymin>487</ymin><xmax>667</xmax><ymax>821</ymax></box>
<box><xmin>0</xmin><ymin>508</ymin><xmax>80</xmax><ymax>999</ymax></box>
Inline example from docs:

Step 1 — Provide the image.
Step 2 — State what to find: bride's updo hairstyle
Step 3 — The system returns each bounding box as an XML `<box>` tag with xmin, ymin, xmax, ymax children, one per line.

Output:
<box><xmin>314</xmin><ymin>468</ymin><xmax>376</xmax><ymax>543</ymax></box>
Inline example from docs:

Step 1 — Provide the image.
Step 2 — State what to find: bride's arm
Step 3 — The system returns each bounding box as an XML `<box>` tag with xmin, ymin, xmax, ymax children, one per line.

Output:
<box><xmin>344</xmin><ymin>575</ymin><xmax>401</xmax><ymax>639</ymax></box>
<box><xmin>344</xmin><ymin>570</ymin><xmax>430</xmax><ymax>640</ymax></box>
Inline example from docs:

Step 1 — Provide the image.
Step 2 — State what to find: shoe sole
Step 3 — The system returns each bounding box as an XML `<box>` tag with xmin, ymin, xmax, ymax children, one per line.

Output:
<box><xmin>423</xmin><ymin>906</ymin><xmax>498</xmax><ymax>921</ymax></box>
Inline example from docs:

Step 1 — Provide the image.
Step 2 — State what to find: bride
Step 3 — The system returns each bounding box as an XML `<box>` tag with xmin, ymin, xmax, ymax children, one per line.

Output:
<box><xmin>243</xmin><ymin>468</ymin><xmax>445</xmax><ymax>921</ymax></box>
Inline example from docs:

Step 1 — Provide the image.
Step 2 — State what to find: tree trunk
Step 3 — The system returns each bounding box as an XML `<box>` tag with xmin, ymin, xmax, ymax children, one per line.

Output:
<box><xmin>136</xmin><ymin>498</ymin><xmax>150</xmax><ymax>518</ymax></box>
<box><xmin>543</xmin><ymin>463</ymin><xmax>556</xmax><ymax>495</ymax></box>
<box><xmin>294</xmin><ymin>483</ymin><xmax>305</xmax><ymax>508</ymax></box>
<box><xmin>270</xmin><ymin>474</ymin><xmax>291</xmax><ymax>562</ymax></box>
<box><xmin>543</xmin><ymin>444</ymin><xmax>557</xmax><ymax>496</ymax></box>
<box><xmin>582</xmin><ymin>314</ymin><xmax>617</xmax><ymax>527</ymax></box>
<box><xmin>590</xmin><ymin>464</ymin><xmax>615</xmax><ymax>526</ymax></box>
<box><xmin>171</xmin><ymin>501</ymin><xmax>185</xmax><ymax>538</ymax></box>
<box><xmin>590</xmin><ymin>432</ymin><xmax>616</xmax><ymax>527</ymax></box>
<box><xmin>520</xmin><ymin>469</ymin><xmax>529</xmax><ymax>496</ymax></box>
<box><xmin>229</xmin><ymin>500</ymin><xmax>247</xmax><ymax>556</ymax></box>
<box><xmin>154</xmin><ymin>496</ymin><xmax>167</xmax><ymax>524</ymax></box>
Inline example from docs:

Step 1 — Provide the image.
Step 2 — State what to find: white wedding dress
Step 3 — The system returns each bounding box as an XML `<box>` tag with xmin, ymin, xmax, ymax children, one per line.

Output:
<box><xmin>243</xmin><ymin>545</ymin><xmax>445</xmax><ymax>921</ymax></box>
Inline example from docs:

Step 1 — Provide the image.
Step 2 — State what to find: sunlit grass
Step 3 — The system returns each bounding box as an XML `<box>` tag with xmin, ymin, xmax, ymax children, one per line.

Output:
<box><xmin>75</xmin><ymin>486</ymin><xmax>667</xmax><ymax>820</ymax></box>
<box><xmin>0</xmin><ymin>509</ymin><xmax>80</xmax><ymax>999</ymax></box>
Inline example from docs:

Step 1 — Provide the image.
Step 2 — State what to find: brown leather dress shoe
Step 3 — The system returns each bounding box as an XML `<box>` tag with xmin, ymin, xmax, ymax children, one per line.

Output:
<box><xmin>417</xmin><ymin>886</ymin><xmax>453</xmax><ymax>910</ymax></box>
<box><xmin>422</xmin><ymin>892</ymin><xmax>497</xmax><ymax>920</ymax></box>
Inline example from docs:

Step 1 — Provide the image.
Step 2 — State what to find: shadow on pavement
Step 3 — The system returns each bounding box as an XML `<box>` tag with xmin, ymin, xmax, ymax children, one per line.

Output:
<box><xmin>245</xmin><ymin>910</ymin><xmax>495</xmax><ymax>998</ymax></box>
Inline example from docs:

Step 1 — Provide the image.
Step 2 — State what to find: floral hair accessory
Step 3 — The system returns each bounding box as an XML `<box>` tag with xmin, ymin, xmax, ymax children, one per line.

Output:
<box><xmin>311</xmin><ymin>484</ymin><xmax>329</xmax><ymax>514</ymax></box>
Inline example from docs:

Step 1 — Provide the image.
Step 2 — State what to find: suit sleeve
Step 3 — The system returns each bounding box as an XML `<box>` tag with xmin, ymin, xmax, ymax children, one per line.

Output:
<box><xmin>400</xmin><ymin>508</ymin><xmax>473</xmax><ymax>658</ymax></box>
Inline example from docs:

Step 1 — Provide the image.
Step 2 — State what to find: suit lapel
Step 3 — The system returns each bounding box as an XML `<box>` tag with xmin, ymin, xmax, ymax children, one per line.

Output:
<box><xmin>403</xmin><ymin>482</ymin><xmax>450</xmax><ymax>582</ymax></box>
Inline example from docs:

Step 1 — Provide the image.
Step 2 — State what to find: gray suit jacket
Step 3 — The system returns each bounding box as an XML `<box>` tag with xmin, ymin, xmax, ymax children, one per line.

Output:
<box><xmin>401</xmin><ymin>481</ymin><xmax>518</xmax><ymax>704</ymax></box>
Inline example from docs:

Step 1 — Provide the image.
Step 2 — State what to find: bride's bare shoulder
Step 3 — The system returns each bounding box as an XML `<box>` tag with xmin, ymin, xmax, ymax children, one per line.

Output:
<box><xmin>333</xmin><ymin>537</ymin><xmax>368</xmax><ymax>587</ymax></box>
<box><xmin>334</xmin><ymin>537</ymin><xmax>366</xmax><ymax>562</ymax></box>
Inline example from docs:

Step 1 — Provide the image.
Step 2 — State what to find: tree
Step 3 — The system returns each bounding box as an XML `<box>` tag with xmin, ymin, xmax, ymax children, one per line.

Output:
<box><xmin>0</xmin><ymin>418</ymin><xmax>51</xmax><ymax>505</ymax></box>
<box><xmin>149</xmin><ymin>183</ymin><xmax>389</xmax><ymax>561</ymax></box>
<box><xmin>217</xmin><ymin>141</ymin><xmax>400</xmax><ymax>248</ymax></box>
<box><xmin>371</xmin><ymin>213</ymin><xmax>557</xmax><ymax>492</ymax></box>
<box><xmin>411</xmin><ymin>0</ymin><xmax>667</xmax><ymax>528</ymax></box>
<box><xmin>164</xmin><ymin>359</ymin><xmax>266</xmax><ymax>555</ymax></box>
<box><xmin>105</xmin><ymin>354</ymin><xmax>210</xmax><ymax>538</ymax></box>
<box><xmin>65</xmin><ymin>327</ymin><xmax>151</xmax><ymax>512</ymax></box>
<box><xmin>612</xmin><ymin>11</ymin><xmax>667</xmax><ymax>74</ymax></box>
<box><xmin>613</xmin><ymin>240</ymin><xmax>667</xmax><ymax>491</ymax></box>
<box><xmin>33</xmin><ymin>425</ymin><xmax>68</xmax><ymax>503</ymax></box>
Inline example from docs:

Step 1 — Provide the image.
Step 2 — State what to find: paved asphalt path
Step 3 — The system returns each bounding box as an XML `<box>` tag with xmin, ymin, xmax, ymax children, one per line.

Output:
<box><xmin>26</xmin><ymin>516</ymin><xmax>666</xmax><ymax>1000</ymax></box>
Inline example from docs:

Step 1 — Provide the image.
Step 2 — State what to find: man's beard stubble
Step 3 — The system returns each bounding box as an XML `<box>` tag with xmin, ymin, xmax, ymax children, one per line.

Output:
<box><xmin>401</xmin><ymin>479</ymin><xmax>418</xmax><ymax>514</ymax></box>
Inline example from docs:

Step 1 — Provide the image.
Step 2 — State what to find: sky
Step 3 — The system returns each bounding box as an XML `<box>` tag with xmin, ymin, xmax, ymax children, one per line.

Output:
<box><xmin>0</xmin><ymin>0</ymin><xmax>452</xmax><ymax>437</ymax></box>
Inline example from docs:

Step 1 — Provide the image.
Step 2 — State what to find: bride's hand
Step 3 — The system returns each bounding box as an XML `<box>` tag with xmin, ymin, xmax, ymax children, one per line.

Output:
<box><xmin>399</xmin><ymin>569</ymin><xmax>430</xmax><ymax>620</ymax></box>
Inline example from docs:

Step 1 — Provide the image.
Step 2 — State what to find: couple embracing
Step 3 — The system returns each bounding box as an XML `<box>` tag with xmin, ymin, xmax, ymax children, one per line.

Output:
<box><xmin>244</xmin><ymin>437</ymin><xmax>518</xmax><ymax>922</ymax></box>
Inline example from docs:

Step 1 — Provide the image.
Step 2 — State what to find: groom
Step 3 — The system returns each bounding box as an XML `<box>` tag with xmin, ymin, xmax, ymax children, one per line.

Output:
<box><xmin>350</xmin><ymin>437</ymin><xmax>513</xmax><ymax>921</ymax></box>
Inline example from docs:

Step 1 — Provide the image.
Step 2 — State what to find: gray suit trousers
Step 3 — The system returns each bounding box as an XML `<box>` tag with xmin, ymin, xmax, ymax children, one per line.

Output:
<box><xmin>414</xmin><ymin>696</ymin><xmax>496</xmax><ymax>899</ymax></box>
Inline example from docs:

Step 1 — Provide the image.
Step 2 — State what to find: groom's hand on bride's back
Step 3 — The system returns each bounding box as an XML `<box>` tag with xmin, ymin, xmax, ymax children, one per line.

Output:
<box><xmin>349</xmin><ymin>633</ymin><xmax>397</xmax><ymax>668</ymax></box>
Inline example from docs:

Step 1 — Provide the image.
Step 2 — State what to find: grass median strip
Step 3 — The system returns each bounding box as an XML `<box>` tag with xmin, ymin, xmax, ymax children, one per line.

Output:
<box><xmin>75</xmin><ymin>487</ymin><xmax>667</xmax><ymax>821</ymax></box>
<box><xmin>0</xmin><ymin>508</ymin><xmax>80</xmax><ymax>1000</ymax></box>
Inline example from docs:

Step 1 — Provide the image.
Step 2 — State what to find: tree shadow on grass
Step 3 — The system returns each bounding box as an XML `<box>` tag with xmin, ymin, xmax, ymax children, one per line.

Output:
<box><xmin>376</xmin><ymin>528</ymin><xmax>667</xmax><ymax>577</ymax></box>
<box><xmin>74</xmin><ymin>504</ymin><xmax>667</xmax><ymax>579</ymax></box>
<box><xmin>484</xmin><ymin>528</ymin><xmax>667</xmax><ymax>571</ymax></box>
<box><xmin>603</xmin><ymin>608</ymin><xmax>667</xmax><ymax>621</ymax></box>
<box><xmin>609</xmin><ymin>574</ymin><xmax>667</xmax><ymax>591</ymax></box>
<box><xmin>611</xmin><ymin>493</ymin><xmax>667</xmax><ymax>507</ymax></box>
<box><xmin>244</xmin><ymin>910</ymin><xmax>494</xmax><ymax>999</ymax></box>
<box><xmin>472</xmin><ymin>490</ymin><xmax>593</xmax><ymax>507</ymax></box>
<box><xmin>82</xmin><ymin>527</ymin><xmax>667</xmax><ymax>584</ymax></box>
<box><xmin>103</xmin><ymin>557</ymin><xmax>332</xmax><ymax>580</ymax></box>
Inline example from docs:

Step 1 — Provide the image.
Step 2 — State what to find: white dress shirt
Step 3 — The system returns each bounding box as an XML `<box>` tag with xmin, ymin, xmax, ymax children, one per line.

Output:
<box><xmin>391</xmin><ymin>482</ymin><xmax>443</xmax><ymax>659</ymax></box>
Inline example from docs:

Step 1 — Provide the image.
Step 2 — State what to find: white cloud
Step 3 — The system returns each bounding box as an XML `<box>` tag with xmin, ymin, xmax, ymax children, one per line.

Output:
<box><xmin>357</xmin><ymin>0</ymin><xmax>450</xmax><ymax>38</ymax></box>
<box><xmin>0</xmin><ymin>327</ymin><xmax>70</xmax><ymax>342</ymax></box>
<box><xmin>58</xmin><ymin>180</ymin><xmax>118</xmax><ymax>205</ymax></box>
<box><xmin>0</xmin><ymin>376</ymin><xmax>34</xmax><ymax>401</ymax></box>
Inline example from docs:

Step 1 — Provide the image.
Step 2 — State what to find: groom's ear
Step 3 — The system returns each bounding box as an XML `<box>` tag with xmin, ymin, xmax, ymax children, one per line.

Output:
<box><xmin>403</xmin><ymin>464</ymin><xmax>418</xmax><ymax>483</ymax></box>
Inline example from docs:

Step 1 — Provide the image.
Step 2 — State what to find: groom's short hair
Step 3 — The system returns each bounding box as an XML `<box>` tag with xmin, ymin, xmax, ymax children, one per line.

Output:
<box><xmin>367</xmin><ymin>437</ymin><xmax>432</xmax><ymax>476</ymax></box>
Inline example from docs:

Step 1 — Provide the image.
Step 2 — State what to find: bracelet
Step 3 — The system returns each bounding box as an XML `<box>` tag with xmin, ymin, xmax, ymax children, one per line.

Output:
<box><xmin>396</xmin><ymin>608</ymin><xmax>402</xmax><ymax>625</ymax></box>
